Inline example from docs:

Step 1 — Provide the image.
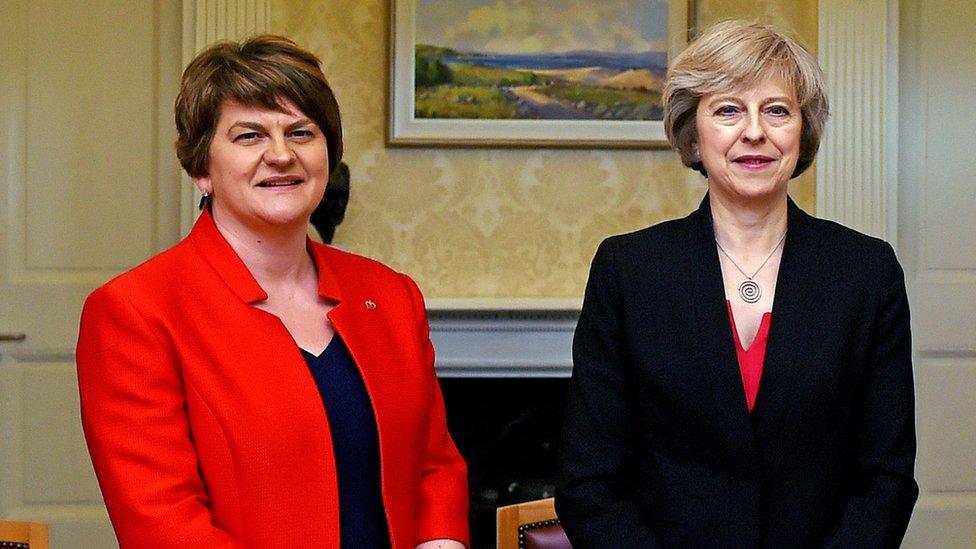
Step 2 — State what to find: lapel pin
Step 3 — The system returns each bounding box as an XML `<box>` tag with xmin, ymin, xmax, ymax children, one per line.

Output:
<box><xmin>365</xmin><ymin>300</ymin><xmax>377</xmax><ymax>310</ymax></box>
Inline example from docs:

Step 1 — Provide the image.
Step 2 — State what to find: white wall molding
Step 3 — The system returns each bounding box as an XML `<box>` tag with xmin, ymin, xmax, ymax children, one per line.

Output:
<box><xmin>187</xmin><ymin>0</ymin><xmax>272</xmax><ymax>56</ymax></box>
<box><xmin>429</xmin><ymin>310</ymin><xmax>577</xmax><ymax>378</ymax></box>
<box><xmin>817</xmin><ymin>0</ymin><xmax>899</xmax><ymax>242</ymax></box>
<box><xmin>179</xmin><ymin>0</ymin><xmax>272</xmax><ymax>235</ymax></box>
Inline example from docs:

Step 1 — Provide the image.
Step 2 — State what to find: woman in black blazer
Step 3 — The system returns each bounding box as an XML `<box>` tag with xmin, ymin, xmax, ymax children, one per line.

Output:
<box><xmin>556</xmin><ymin>21</ymin><xmax>918</xmax><ymax>548</ymax></box>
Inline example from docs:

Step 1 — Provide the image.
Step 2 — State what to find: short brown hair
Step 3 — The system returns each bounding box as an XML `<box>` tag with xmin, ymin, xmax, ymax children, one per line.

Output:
<box><xmin>175</xmin><ymin>34</ymin><xmax>342</xmax><ymax>178</ymax></box>
<box><xmin>662</xmin><ymin>20</ymin><xmax>828</xmax><ymax>178</ymax></box>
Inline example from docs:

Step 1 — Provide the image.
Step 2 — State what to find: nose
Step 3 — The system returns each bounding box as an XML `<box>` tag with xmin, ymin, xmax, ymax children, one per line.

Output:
<box><xmin>741</xmin><ymin>109</ymin><xmax>766</xmax><ymax>143</ymax></box>
<box><xmin>263</xmin><ymin>134</ymin><xmax>296</xmax><ymax>166</ymax></box>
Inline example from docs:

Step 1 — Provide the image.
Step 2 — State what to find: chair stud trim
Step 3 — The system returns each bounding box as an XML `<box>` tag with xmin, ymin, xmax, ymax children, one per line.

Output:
<box><xmin>517</xmin><ymin>518</ymin><xmax>563</xmax><ymax>549</ymax></box>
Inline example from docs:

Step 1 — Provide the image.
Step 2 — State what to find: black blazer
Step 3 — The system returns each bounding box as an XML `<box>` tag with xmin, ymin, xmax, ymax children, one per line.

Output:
<box><xmin>556</xmin><ymin>197</ymin><xmax>918</xmax><ymax>548</ymax></box>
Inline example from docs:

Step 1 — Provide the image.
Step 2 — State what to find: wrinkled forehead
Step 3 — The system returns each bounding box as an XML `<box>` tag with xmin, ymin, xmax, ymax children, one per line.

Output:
<box><xmin>709</xmin><ymin>61</ymin><xmax>800</xmax><ymax>99</ymax></box>
<box><xmin>711</xmin><ymin>71</ymin><xmax>800</xmax><ymax>103</ymax></box>
<box><xmin>214</xmin><ymin>95</ymin><xmax>312</xmax><ymax>125</ymax></box>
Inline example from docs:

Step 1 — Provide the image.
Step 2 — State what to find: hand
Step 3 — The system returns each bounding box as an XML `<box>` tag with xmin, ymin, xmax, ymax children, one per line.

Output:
<box><xmin>415</xmin><ymin>540</ymin><xmax>465</xmax><ymax>549</ymax></box>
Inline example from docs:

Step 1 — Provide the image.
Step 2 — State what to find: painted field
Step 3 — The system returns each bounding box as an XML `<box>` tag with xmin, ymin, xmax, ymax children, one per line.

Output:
<box><xmin>414</xmin><ymin>45</ymin><xmax>666</xmax><ymax>121</ymax></box>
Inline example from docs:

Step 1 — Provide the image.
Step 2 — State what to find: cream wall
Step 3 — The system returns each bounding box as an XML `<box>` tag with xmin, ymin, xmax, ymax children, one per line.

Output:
<box><xmin>272</xmin><ymin>0</ymin><xmax>818</xmax><ymax>301</ymax></box>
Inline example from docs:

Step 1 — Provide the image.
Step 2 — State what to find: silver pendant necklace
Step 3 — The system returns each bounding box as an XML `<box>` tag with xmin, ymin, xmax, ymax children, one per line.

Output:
<box><xmin>715</xmin><ymin>231</ymin><xmax>787</xmax><ymax>304</ymax></box>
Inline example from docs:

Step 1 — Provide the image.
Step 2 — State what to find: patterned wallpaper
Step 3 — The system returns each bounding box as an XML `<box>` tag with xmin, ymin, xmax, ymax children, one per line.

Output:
<box><xmin>273</xmin><ymin>0</ymin><xmax>818</xmax><ymax>302</ymax></box>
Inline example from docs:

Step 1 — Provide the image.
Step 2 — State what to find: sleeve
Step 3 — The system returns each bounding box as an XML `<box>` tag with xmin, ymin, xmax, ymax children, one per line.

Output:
<box><xmin>76</xmin><ymin>285</ymin><xmax>244</xmax><ymax>549</ymax></box>
<box><xmin>824</xmin><ymin>242</ymin><xmax>919</xmax><ymax>548</ymax></box>
<box><xmin>554</xmin><ymin>239</ymin><xmax>662</xmax><ymax>548</ymax></box>
<box><xmin>400</xmin><ymin>274</ymin><xmax>470</xmax><ymax>547</ymax></box>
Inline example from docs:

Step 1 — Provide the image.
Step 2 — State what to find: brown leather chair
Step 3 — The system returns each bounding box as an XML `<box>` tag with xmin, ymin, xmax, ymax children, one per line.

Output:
<box><xmin>497</xmin><ymin>497</ymin><xmax>572</xmax><ymax>549</ymax></box>
<box><xmin>0</xmin><ymin>520</ymin><xmax>49</xmax><ymax>549</ymax></box>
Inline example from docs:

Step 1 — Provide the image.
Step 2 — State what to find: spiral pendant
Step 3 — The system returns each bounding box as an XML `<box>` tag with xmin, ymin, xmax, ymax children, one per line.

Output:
<box><xmin>738</xmin><ymin>280</ymin><xmax>761</xmax><ymax>303</ymax></box>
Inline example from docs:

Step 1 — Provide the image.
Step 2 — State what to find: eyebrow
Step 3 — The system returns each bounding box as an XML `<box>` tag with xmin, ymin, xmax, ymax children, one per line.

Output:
<box><xmin>227</xmin><ymin>118</ymin><xmax>316</xmax><ymax>134</ymax></box>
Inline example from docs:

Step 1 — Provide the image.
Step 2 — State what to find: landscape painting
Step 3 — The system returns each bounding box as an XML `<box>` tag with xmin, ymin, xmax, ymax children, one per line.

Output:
<box><xmin>389</xmin><ymin>0</ymin><xmax>689</xmax><ymax>147</ymax></box>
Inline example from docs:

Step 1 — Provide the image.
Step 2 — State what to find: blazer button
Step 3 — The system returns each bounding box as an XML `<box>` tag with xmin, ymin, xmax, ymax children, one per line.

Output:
<box><xmin>365</xmin><ymin>300</ymin><xmax>377</xmax><ymax>310</ymax></box>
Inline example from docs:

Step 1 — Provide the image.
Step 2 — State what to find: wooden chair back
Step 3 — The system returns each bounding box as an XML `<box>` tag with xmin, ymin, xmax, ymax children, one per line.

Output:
<box><xmin>0</xmin><ymin>520</ymin><xmax>49</xmax><ymax>549</ymax></box>
<box><xmin>497</xmin><ymin>497</ymin><xmax>571</xmax><ymax>549</ymax></box>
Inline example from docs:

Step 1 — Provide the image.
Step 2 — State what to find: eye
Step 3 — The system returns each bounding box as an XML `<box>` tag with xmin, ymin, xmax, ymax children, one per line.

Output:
<box><xmin>289</xmin><ymin>129</ymin><xmax>315</xmax><ymax>140</ymax></box>
<box><xmin>714</xmin><ymin>105</ymin><xmax>740</xmax><ymax>116</ymax></box>
<box><xmin>766</xmin><ymin>105</ymin><xmax>791</xmax><ymax>117</ymax></box>
<box><xmin>233</xmin><ymin>131</ymin><xmax>261</xmax><ymax>143</ymax></box>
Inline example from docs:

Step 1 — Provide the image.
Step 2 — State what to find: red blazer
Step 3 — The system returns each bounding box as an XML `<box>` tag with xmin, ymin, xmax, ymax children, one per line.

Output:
<box><xmin>77</xmin><ymin>211</ymin><xmax>469</xmax><ymax>548</ymax></box>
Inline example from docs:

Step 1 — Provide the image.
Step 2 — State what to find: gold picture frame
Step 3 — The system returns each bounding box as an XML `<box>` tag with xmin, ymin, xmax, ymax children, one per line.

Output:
<box><xmin>388</xmin><ymin>0</ymin><xmax>693</xmax><ymax>149</ymax></box>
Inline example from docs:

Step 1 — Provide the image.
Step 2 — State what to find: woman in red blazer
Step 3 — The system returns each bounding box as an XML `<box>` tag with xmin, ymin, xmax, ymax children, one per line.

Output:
<box><xmin>76</xmin><ymin>35</ymin><xmax>468</xmax><ymax>548</ymax></box>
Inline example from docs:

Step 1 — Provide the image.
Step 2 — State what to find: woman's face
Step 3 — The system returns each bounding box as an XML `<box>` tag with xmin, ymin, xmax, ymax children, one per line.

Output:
<box><xmin>694</xmin><ymin>73</ymin><xmax>801</xmax><ymax>204</ymax></box>
<box><xmin>195</xmin><ymin>98</ymin><xmax>329</xmax><ymax>234</ymax></box>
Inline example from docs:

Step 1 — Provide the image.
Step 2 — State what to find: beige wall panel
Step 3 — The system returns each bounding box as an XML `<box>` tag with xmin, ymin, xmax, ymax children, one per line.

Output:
<box><xmin>2</xmin><ymin>1</ymin><xmax>184</xmax><ymax>545</ymax></box>
<box><xmin>901</xmin><ymin>0</ymin><xmax>976</xmax><ymax>354</ymax></box>
<box><xmin>916</xmin><ymin>43</ymin><xmax>976</xmax><ymax>272</ymax></box>
<box><xmin>21</xmin><ymin>1</ymin><xmax>160</xmax><ymax>271</ymax></box>
<box><xmin>1</xmin><ymin>361</ymin><xmax>121</xmax><ymax>549</ymax></box>
<box><xmin>915</xmin><ymin>358</ymin><xmax>976</xmax><ymax>491</ymax></box>
<box><xmin>21</xmin><ymin>364</ymin><xmax>101</xmax><ymax>504</ymax></box>
<box><xmin>899</xmin><ymin>0</ymin><xmax>976</xmax><ymax>543</ymax></box>
<box><xmin>271</xmin><ymin>0</ymin><xmax>817</xmax><ymax>300</ymax></box>
<box><xmin>1</xmin><ymin>0</ymin><xmax>182</xmax><ymax>347</ymax></box>
<box><xmin>48</xmin><ymin>515</ymin><xmax>117</xmax><ymax>548</ymax></box>
<box><xmin>0</xmin><ymin>366</ymin><xmax>21</xmax><ymax>512</ymax></box>
<box><xmin>905</xmin><ymin>495</ymin><xmax>976</xmax><ymax>548</ymax></box>
<box><xmin>694</xmin><ymin>0</ymin><xmax>818</xmax><ymax>49</ymax></box>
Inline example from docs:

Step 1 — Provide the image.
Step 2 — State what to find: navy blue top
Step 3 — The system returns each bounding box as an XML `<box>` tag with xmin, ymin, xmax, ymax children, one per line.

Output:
<box><xmin>301</xmin><ymin>335</ymin><xmax>390</xmax><ymax>549</ymax></box>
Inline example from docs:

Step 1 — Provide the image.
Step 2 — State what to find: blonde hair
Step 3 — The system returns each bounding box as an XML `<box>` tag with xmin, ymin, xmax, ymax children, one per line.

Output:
<box><xmin>662</xmin><ymin>20</ymin><xmax>828</xmax><ymax>178</ymax></box>
<box><xmin>175</xmin><ymin>35</ymin><xmax>342</xmax><ymax>179</ymax></box>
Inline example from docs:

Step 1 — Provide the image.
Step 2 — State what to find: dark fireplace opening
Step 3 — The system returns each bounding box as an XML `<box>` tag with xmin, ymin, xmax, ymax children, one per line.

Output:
<box><xmin>440</xmin><ymin>377</ymin><xmax>570</xmax><ymax>549</ymax></box>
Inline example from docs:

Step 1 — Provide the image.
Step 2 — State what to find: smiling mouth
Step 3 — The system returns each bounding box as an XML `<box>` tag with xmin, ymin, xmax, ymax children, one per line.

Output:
<box><xmin>257</xmin><ymin>177</ymin><xmax>303</xmax><ymax>188</ymax></box>
<box><xmin>733</xmin><ymin>156</ymin><xmax>775</xmax><ymax>168</ymax></box>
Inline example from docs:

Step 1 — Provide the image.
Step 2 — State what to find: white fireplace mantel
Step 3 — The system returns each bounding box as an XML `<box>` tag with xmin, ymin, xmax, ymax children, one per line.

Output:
<box><xmin>429</xmin><ymin>309</ymin><xmax>577</xmax><ymax>378</ymax></box>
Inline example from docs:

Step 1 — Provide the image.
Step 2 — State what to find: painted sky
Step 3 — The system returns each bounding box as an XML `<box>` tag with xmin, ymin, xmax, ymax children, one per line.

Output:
<box><xmin>415</xmin><ymin>0</ymin><xmax>670</xmax><ymax>54</ymax></box>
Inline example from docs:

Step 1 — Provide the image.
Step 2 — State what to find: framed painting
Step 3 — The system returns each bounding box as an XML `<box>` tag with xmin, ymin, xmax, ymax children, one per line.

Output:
<box><xmin>388</xmin><ymin>0</ymin><xmax>693</xmax><ymax>148</ymax></box>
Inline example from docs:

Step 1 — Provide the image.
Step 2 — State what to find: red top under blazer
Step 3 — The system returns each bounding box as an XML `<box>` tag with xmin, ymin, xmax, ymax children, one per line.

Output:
<box><xmin>76</xmin><ymin>210</ymin><xmax>469</xmax><ymax>548</ymax></box>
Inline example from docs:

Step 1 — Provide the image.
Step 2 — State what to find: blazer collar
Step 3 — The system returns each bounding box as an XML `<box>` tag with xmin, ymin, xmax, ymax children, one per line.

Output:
<box><xmin>688</xmin><ymin>194</ymin><xmax>823</xmax><ymax>445</ymax></box>
<box><xmin>186</xmin><ymin>210</ymin><xmax>345</xmax><ymax>305</ymax></box>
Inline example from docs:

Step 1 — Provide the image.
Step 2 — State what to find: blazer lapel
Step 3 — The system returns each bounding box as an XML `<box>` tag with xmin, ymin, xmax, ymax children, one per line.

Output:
<box><xmin>687</xmin><ymin>197</ymin><xmax>756</xmax><ymax>462</ymax></box>
<box><xmin>311</xmin><ymin>245</ymin><xmax>392</xmax><ymax>400</ymax></box>
<box><xmin>318</xmin><ymin>251</ymin><xmax>406</xmax><ymax>470</ymax></box>
<box><xmin>186</xmin><ymin>210</ymin><xmax>268</xmax><ymax>304</ymax></box>
<box><xmin>327</xmin><ymin>299</ymin><xmax>389</xmax><ymax>382</ymax></box>
<box><xmin>751</xmin><ymin>199</ymin><xmax>824</xmax><ymax>420</ymax></box>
